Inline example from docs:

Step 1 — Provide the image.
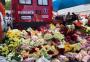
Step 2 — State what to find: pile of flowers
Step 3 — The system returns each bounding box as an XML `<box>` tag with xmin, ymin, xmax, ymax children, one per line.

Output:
<box><xmin>0</xmin><ymin>23</ymin><xmax>90</xmax><ymax>62</ymax></box>
<box><xmin>0</xmin><ymin>25</ymin><xmax>65</xmax><ymax>61</ymax></box>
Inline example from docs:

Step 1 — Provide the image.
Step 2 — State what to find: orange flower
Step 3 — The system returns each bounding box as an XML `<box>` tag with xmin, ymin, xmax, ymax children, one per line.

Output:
<box><xmin>64</xmin><ymin>42</ymin><xmax>72</xmax><ymax>52</ymax></box>
<box><xmin>21</xmin><ymin>50</ymin><xmax>30</xmax><ymax>59</ymax></box>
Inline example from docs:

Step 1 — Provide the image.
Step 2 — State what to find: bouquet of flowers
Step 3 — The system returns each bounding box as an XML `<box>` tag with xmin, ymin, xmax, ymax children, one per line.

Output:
<box><xmin>53</xmin><ymin>31</ymin><xmax>65</xmax><ymax>42</ymax></box>
<box><xmin>44</xmin><ymin>33</ymin><xmax>53</xmax><ymax>40</ymax></box>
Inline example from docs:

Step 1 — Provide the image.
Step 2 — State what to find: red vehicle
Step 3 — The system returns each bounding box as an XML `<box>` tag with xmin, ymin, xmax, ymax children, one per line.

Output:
<box><xmin>11</xmin><ymin>0</ymin><xmax>53</xmax><ymax>29</ymax></box>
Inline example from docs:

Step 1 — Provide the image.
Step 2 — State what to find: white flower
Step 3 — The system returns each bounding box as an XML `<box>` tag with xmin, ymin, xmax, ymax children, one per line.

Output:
<box><xmin>7</xmin><ymin>52</ymin><xmax>15</xmax><ymax>61</ymax></box>
<box><xmin>27</xmin><ymin>27</ymin><xmax>32</xmax><ymax>32</ymax></box>
<box><xmin>36</xmin><ymin>56</ymin><xmax>50</xmax><ymax>62</ymax></box>
<box><xmin>44</xmin><ymin>33</ymin><xmax>53</xmax><ymax>40</ymax></box>
<box><xmin>66</xmin><ymin>24</ymin><xmax>75</xmax><ymax>30</ymax></box>
<box><xmin>31</xmin><ymin>35</ymin><xmax>38</xmax><ymax>41</ymax></box>
<box><xmin>0</xmin><ymin>56</ymin><xmax>7</xmax><ymax>62</ymax></box>
<box><xmin>53</xmin><ymin>32</ymin><xmax>64</xmax><ymax>41</ymax></box>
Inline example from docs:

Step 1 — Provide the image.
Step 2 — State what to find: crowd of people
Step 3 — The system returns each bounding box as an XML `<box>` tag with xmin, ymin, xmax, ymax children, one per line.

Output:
<box><xmin>54</xmin><ymin>12</ymin><xmax>89</xmax><ymax>27</ymax></box>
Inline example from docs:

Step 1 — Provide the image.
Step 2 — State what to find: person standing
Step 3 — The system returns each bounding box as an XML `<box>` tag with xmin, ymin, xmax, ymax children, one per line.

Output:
<box><xmin>71</xmin><ymin>12</ymin><xmax>78</xmax><ymax>22</ymax></box>
<box><xmin>65</xmin><ymin>12</ymin><xmax>72</xmax><ymax>25</ymax></box>
<box><xmin>88</xmin><ymin>15</ymin><xmax>90</xmax><ymax>26</ymax></box>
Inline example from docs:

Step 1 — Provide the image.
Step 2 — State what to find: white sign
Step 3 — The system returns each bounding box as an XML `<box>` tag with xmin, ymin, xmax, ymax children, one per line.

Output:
<box><xmin>42</xmin><ymin>15</ymin><xmax>49</xmax><ymax>18</ymax></box>
<box><xmin>21</xmin><ymin>16</ymin><xmax>32</xmax><ymax>20</ymax></box>
<box><xmin>18</xmin><ymin>11</ymin><xmax>34</xmax><ymax>14</ymax></box>
<box><xmin>19</xmin><ymin>0</ymin><xmax>32</xmax><ymax>4</ymax></box>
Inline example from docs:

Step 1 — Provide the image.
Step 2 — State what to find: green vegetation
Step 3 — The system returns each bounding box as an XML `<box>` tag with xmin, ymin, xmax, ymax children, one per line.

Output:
<box><xmin>5</xmin><ymin>1</ymin><xmax>11</xmax><ymax>10</ymax></box>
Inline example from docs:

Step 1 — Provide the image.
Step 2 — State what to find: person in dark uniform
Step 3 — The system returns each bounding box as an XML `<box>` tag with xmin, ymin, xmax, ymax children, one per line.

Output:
<box><xmin>71</xmin><ymin>12</ymin><xmax>78</xmax><ymax>22</ymax></box>
<box><xmin>65</xmin><ymin>12</ymin><xmax>72</xmax><ymax>25</ymax></box>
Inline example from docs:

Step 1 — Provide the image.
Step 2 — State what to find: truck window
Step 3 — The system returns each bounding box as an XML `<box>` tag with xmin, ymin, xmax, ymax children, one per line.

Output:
<box><xmin>38</xmin><ymin>0</ymin><xmax>48</xmax><ymax>5</ymax></box>
<box><xmin>19</xmin><ymin>0</ymin><xmax>32</xmax><ymax>5</ymax></box>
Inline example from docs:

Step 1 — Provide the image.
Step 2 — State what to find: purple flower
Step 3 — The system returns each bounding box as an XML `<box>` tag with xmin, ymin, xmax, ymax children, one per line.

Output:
<box><xmin>23</xmin><ymin>58</ymin><xmax>35</xmax><ymax>62</ymax></box>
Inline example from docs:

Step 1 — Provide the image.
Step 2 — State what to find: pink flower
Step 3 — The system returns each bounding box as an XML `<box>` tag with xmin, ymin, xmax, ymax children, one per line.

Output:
<box><xmin>23</xmin><ymin>58</ymin><xmax>35</xmax><ymax>62</ymax></box>
<box><xmin>82</xmin><ymin>55</ymin><xmax>90</xmax><ymax>62</ymax></box>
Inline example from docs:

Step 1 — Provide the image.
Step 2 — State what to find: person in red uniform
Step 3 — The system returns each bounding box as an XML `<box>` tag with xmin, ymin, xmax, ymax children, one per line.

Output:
<box><xmin>0</xmin><ymin>0</ymin><xmax>6</xmax><ymax>41</ymax></box>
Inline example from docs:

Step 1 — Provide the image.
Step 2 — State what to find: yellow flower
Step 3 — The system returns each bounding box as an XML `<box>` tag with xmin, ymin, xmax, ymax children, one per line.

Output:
<box><xmin>70</xmin><ymin>43</ymin><xmax>81</xmax><ymax>51</ymax></box>
<box><xmin>6</xmin><ymin>29</ymin><xmax>21</xmax><ymax>39</ymax></box>
<box><xmin>34</xmin><ymin>50</ymin><xmax>41</xmax><ymax>58</ymax></box>
<box><xmin>64</xmin><ymin>43</ymin><xmax>72</xmax><ymax>52</ymax></box>
<box><xmin>51</xmin><ymin>46</ymin><xmax>56</xmax><ymax>50</ymax></box>
<box><xmin>50</xmin><ymin>23</ymin><xmax>56</xmax><ymax>30</ymax></box>
<box><xmin>44</xmin><ymin>45</ymin><xmax>50</xmax><ymax>51</ymax></box>
<box><xmin>21</xmin><ymin>50</ymin><xmax>30</xmax><ymax>58</ymax></box>
<box><xmin>1</xmin><ymin>45</ymin><xmax>9</xmax><ymax>55</ymax></box>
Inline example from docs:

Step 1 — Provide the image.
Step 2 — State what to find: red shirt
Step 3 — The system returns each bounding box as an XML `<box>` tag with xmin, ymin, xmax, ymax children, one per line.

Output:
<box><xmin>73</xmin><ymin>20</ymin><xmax>82</xmax><ymax>27</ymax></box>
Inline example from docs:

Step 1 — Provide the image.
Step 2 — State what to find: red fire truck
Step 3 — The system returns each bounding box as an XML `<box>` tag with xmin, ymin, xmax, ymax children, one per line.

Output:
<box><xmin>11</xmin><ymin>0</ymin><xmax>53</xmax><ymax>29</ymax></box>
